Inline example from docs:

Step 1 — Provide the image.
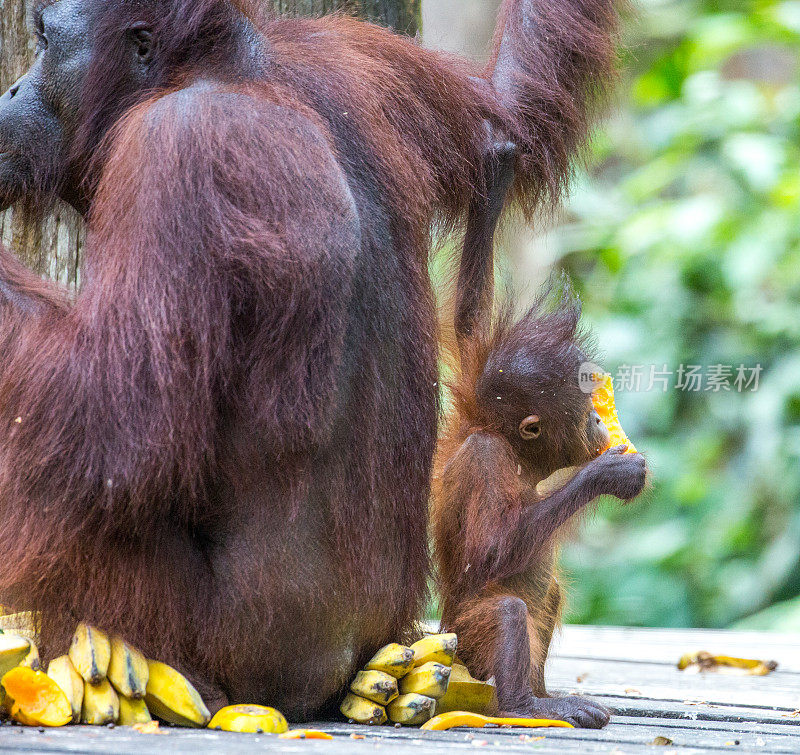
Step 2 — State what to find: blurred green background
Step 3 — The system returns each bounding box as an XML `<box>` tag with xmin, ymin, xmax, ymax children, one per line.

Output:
<box><xmin>426</xmin><ymin>0</ymin><xmax>800</xmax><ymax>630</ymax></box>
<box><xmin>559</xmin><ymin>0</ymin><xmax>800</xmax><ymax>630</ymax></box>
<box><xmin>544</xmin><ymin>0</ymin><xmax>800</xmax><ymax>629</ymax></box>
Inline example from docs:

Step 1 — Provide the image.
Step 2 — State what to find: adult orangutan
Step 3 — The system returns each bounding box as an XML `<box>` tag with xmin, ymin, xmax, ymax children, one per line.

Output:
<box><xmin>0</xmin><ymin>0</ymin><xmax>618</xmax><ymax>721</ymax></box>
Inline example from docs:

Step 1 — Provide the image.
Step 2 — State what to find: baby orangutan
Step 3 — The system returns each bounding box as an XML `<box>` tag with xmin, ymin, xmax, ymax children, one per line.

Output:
<box><xmin>433</xmin><ymin>285</ymin><xmax>647</xmax><ymax>728</ymax></box>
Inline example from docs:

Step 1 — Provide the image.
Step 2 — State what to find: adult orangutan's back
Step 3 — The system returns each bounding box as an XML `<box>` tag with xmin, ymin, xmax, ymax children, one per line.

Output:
<box><xmin>0</xmin><ymin>0</ymin><xmax>618</xmax><ymax>719</ymax></box>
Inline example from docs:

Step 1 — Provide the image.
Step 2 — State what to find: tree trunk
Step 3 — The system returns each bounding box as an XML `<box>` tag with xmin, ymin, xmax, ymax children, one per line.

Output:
<box><xmin>274</xmin><ymin>0</ymin><xmax>419</xmax><ymax>33</ymax></box>
<box><xmin>0</xmin><ymin>0</ymin><xmax>84</xmax><ymax>285</ymax></box>
<box><xmin>0</xmin><ymin>0</ymin><xmax>419</xmax><ymax>287</ymax></box>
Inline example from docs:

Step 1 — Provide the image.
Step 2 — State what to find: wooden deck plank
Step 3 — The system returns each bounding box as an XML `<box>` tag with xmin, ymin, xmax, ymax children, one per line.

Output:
<box><xmin>580</xmin><ymin>695</ymin><xmax>799</xmax><ymax>725</ymax></box>
<box><xmin>547</xmin><ymin>656</ymin><xmax>800</xmax><ymax>709</ymax></box>
<box><xmin>1</xmin><ymin>716</ymin><xmax>799</xmax><ymax>755</ymax></box>
<box><xmin>553</xmin><ymin>625</ymin><xmax>800</xmax><ymax>669</ymax></box>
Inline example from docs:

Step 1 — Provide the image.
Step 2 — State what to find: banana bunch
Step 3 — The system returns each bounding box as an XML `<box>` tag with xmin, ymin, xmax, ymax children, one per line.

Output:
<box><xmin>340</xmin><ymin>633</ymin><xmax>457</xmax><ymax>727</ymax></box>
<box><xmin>1</xmin><ymin>618</ymin><xmax>293</xmax><ymax>734</ymax></box>
<box><xmin>0</xmin><ymin>620</ymin><xmax>211</xmax><ymax>728</ymax></box>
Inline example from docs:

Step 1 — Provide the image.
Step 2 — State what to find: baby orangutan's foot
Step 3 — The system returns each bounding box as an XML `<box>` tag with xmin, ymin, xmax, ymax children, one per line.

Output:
<box><xmin>510</xmin><ymin>695</ymin><xmax>611</xmax><ymax>729</ymax></box>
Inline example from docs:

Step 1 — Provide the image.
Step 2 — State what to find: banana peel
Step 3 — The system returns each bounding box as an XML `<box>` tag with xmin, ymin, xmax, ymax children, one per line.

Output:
<box><xmin>435</xmin><ymin>664</ymin><xmax>497</xmax><ymax>715</ymax></box>
<box><xmin>678</xmin><ymin>651</ymin><xmax>777</xmax><ymax>676</ymax></box>
<box><xmin>47</xmin><ymin>656</ymin><xmax>84</xmax><ymax>724</ymax></box>
<box><xmin>108</xmin><ymin>637</ymin><xmax>149</xmax><ymax>699</ymax></box>
<box><xmin>145</xmin><ymin>660</ymin><xmax>210</xmax><ymax>727</ymax></box>
<box><xmin>0</xmin><ymin>611</ymin><xmax>42</xmax><ymax>675</ymax></box>
<box><xmin>421</xmin><ymin>711</ymin><xmax>575</xmax><ymax>731</ymax></box>
<box><xmin>0</xmin><ymin>634</ymin><xmax>32</xmax><ymax>679</ymax></box>
<box><xmin>536</xmin><ymin>466</ymin><xmax>580</xmax><ymax>498</ymax></box>
<box><xmin>69</xmin><ymin>624</ymin><xmax>111</xmax><ymax>685</ymax></box>
<box><xmin>208</xmin><ymin>704</ymin><xmax>288</xmax><ymax>734</ymax></box>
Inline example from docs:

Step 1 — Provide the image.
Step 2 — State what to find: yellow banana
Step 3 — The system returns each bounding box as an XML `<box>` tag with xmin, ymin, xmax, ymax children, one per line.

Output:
<box><xmin>82</xmin><ymin>678</ymin><xmax>119</xmax><ymax>725</ymax></box>
<box><xmin>69</xmin><ymin>624</ymin><xmax>111</xmax><ymax>684</ymax></box>
<box><xmin>145</xmin><ymin>660</ymin><xmax>210</xmax><ymax>728</ymax></box>
<box><xmin>386</xmin><ymin>693</ymin><xmax>436</xmax><ymax>725</ymax></box>
<box><xmin>339</xmin><ymin>693</ymin><xmax>387</xmax><ymax>725</ymax></box>
<box><xmin>0</xmin><ymin>633</ymin><xmax>31</xmax><ymax>678</ymax></box>
<box><xmin>399</xmin><ymin>661</ymin><xmax>451</xmax><ymax>699</ymax></box>
<box><xmin>118</xmin><ymin>696</ymin><xmax>152</xmax><ymax>726</ymax></box>
<box><xmin>208</xmin><ymin>704</ymin><xmax>289</xmax><ymax>734</ymax></box>
<box><xmin>349</xmin><ymin>669</ymin><xmax>398</xmax><ymax>705</ymax></box>
<box><xmin>410</xmin><ymin>633</ymin><xmax>457</xmax><ymax>668</ymax></box>
<box><xmin>365</xmin><ymin>643</ymin><xmax>415</xmax><ymax>679</ymax></box>
<box><xmin>108</xmin><ymin>637</ymin><xmax>149</xmax><ymax>699</ymax></box>
<box><xmin>47</xmin><ymin>655</ymin><xmax>84</xmax><ymax>724</ymax></box>
<box><xmin>435</xmin><ymin>663</ymin><xmax>497</xmax><ymax>715</ymax></box>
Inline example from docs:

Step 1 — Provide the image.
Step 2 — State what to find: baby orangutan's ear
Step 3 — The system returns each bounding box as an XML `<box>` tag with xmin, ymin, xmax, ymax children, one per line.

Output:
<box><xmin>519</xmin><ymin>415</ymin><xmax>541</xmax><ymax>440</ymax></box>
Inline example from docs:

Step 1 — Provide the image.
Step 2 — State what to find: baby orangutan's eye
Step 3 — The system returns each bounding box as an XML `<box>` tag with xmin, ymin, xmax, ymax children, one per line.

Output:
<box><xmin>519</xmin><ymin>414</ymin><xmax>541</xmax><ymax>440</ymax></box>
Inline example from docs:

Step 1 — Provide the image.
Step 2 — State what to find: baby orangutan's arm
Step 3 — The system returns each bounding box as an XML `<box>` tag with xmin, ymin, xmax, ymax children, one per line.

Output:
<box><xmin>441</xmin><ymin>433</ymin><xmax>647</xmax><ymax>588</ymax></box>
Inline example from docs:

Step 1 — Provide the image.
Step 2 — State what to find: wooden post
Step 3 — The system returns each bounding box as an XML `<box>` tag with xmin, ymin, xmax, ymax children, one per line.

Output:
<box><xmin>0</xmin><ymin>0</ymin><xmax>419</xmax><ymax>287</ymax></box>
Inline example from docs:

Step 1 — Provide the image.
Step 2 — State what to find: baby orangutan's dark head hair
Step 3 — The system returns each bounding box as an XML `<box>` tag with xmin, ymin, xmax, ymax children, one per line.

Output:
<box><xmin>449</xmin><ymin>274</ymin><xmax>607</xmax><ymax>475</ymax></box>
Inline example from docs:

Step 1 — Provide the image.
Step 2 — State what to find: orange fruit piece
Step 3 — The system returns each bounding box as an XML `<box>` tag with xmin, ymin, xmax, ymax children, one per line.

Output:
<box><xmin>278</xmin><ymin>729</ymin><xmax>335</xmax><ymax>739</ymax></box>
<box><xmin>1</xmin><ymin>666</ymin><xmax>72</xmax><ymax>727</ymax></box>
<box><xmin>592</xmin><ymin>373</ymin><xmax>637</xmax><ymax>454</ymax></box>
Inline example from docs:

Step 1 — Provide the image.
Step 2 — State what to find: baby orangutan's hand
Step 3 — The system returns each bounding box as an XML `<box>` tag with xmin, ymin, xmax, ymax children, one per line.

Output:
<box><xmin>586</xmin><ymin>445</ymin><xmax>647</xmax><ymax>501</ymax></box>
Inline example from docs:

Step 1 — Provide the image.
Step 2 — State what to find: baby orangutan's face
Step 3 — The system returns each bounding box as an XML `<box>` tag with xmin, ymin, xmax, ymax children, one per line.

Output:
<box><xmin>516</xmin><ymin>395</ymin><xmax>610</xmax><ymax>480</ymax></box>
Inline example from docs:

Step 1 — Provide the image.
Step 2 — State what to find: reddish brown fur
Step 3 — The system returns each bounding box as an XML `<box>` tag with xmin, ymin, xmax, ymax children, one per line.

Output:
<box><xmin>488</xmin><ymin>0</ymin><xmax>620</xmax><ymax>212</ymax></box>
<box><xmin>1</xmin><ymin>0</ymin><xmax>621</xmax><ymax>718</ymax></box>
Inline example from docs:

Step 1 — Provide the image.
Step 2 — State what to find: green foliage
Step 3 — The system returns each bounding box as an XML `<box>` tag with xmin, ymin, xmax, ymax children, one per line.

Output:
<box><xmin>558</xmin><ymin>0</ymin><xmax>800</xmax><ymax>628</ymax></box>
<box><xmin>734</xmin><ymin>595</ymin><xmax>800</xmax><ymax>630</ymax></box>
